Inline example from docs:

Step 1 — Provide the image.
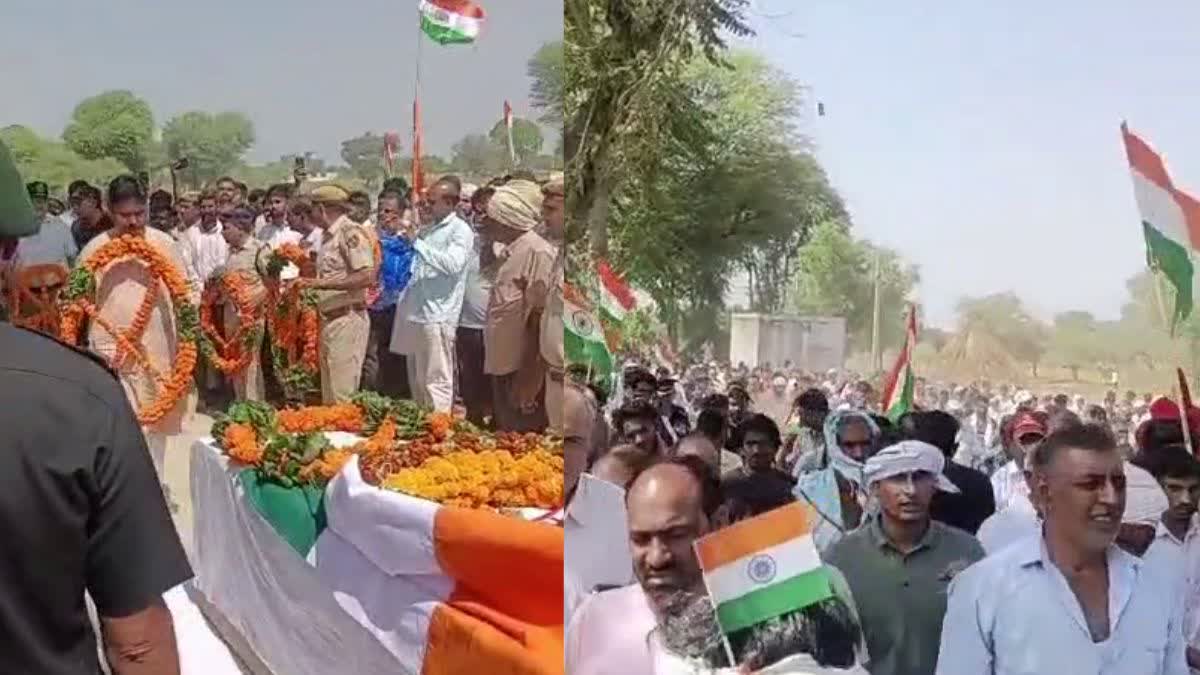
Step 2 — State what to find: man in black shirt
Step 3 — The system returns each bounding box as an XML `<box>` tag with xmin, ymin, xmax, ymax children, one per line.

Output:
<box><xmin>0</xmin><ymin>144</ymin><xmax>192</xmax><ymax>674</ymax></box>
<box><xmin>904</xmin><ymin>410</ymin><xmax>996</xmax><ymax>534</ymax></box>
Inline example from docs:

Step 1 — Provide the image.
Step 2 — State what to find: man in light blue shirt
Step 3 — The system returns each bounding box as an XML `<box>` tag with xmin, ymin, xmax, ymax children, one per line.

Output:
<box><xmin>17</xmin><ymin>181</ymin><xmax>77</xmax><ymax>268</ymax></box>
<box><xmin>390</xmin><ymin>176</ymin><xmax>474</xmax><ymax>411</ymax></box>
<box><xmin>937</xmin><ymin>424</ymin><xmax>1188</xmax><ymax>675</ymax></box>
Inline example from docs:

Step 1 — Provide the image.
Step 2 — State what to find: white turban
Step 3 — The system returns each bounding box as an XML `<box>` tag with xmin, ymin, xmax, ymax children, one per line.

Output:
<box><xmin>864</xmin><ymin>440</ymin><xmax>960</xmax><ymax>494</ymax></box>
<box><xmin>1123</xmin><ymin>461</ymin><xmax>1168</xmax><ymax>526</ymax></box>
<box><xmin>485</xmin><ymin>179</ymin><xmax>543</xmax><ymax>231</ymax></box>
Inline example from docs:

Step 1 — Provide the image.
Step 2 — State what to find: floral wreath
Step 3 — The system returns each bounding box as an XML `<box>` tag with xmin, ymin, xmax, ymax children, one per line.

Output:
<box><xmin>7</xmin><ymin>263</ymin><xmax>68</xmax><ymax>337</ymax></box>
<box><xmin>60</xmin><ymin>234</ymin><xmax>199</xmax><ymax>427</ymax></box>
<box><xmin>199</xmin><ymin>270</ymin><xmax>265</xmax><ymax>376</ymax></box>
<box><xmin>264</xmin><ymin>243</ymin><xmax>320</xmax><ymax>399</ymax></box>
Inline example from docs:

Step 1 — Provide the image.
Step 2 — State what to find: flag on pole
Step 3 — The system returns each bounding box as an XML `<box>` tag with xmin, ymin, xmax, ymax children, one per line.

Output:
<box><xmin>694</xmin><ymin>503</ymin><xmax>832</xmax><ymax>636</ymax></box>
<box><xmin>596</xmin><ymin>259</ymin><xmax>636</xmax><ymax>323</ymax></box>
<box><xmin>383</xmin><ymin>131</ymin><xmax>399</xmax><ymax>179</ymax></box>
<box><xmin>881</xmin><ymin>305</ymin><xmax>917</xmax><ymax>421</ymax></box>
<box><xmin>411</xmin><ymin>99</ymin><xmax>424</xmax><ymax>199</ymax></box>
<box><xmin>419</xmin><ymin>0</ymin><xmax>485</xmax><ymax>46</ymax></box>
<box><xmin>503</xmin><ymin>100</ymin><xmax>516</xmax><ymax>165</ymax></box>
<box><xmin>1122</xmin><ymin>122</ymin><xmax>1200</xmax><ymax>332</ymax></box>
<box><xmin>564</xmin><ymin>283</ymin><xmax>614</xmax><ymax>383</ymax></box>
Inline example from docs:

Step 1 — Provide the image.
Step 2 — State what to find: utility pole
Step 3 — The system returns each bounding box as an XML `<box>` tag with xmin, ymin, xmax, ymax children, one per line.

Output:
<box><xmin>870</xmin><ymin>249</ymin><xmax>882</xmax><ymax>373</ymax></box>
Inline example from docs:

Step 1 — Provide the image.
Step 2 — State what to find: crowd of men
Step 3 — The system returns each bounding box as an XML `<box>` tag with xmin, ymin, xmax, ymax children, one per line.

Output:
<box><xmin>4</xmin><ymin>169</ymin><xmax>565</xmax><ymax>440</ymax></box>
<box><xmin>564</xmin><ymin>359</ymin><xmax>1200</xmax><ymax>673</ymax></box>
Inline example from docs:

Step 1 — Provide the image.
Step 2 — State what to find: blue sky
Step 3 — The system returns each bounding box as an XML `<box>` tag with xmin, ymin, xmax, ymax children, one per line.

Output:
<box><xmin>746</xmin><ymin>0</ymin><xmax>1200</xmax><ymax>326</ymax></box>
<box><xmin>0</xmin><ymin>0</ymin><xmax>560</xmax><ymax>163</ymax></box>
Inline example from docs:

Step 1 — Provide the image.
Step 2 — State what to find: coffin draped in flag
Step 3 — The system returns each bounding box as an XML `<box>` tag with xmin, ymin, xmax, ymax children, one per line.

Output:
<box><xmin>1122</xmin><ymin>122</ymin><xmax>1200</xmax><ymax>331</ymax></box>
<box><xmin>419</xmin><ymin>0</ymin><xmax>485</xmax><ymax>46</ymax></box>
<box><xmin>880</xmin><ymin>306</ymin><xmax>917</xmax><ymax>421</ymax></box>
<box><xmin>315</xmin><ymin>456</ymin><xmax>563</xmax><ymax>675</ymax></box>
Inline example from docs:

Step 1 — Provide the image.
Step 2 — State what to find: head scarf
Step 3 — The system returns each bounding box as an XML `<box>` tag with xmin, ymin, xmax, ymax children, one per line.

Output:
<box><xmin>864</xmin><ymin>440</ymin><xmax>960</xmax><ymax>493</ymax></box>
<box><xmin>486</xmin><ymin>179</ymin><xmax>542</xmax><ymax>232</ymax></box>
<box><xmin>1123</xmin><ymin>461</ymin><xmax>1168</xmax><ymax>526</ymax></box>
<box><xmin>823</xmin><ymin>410</ymin><xmax>880</xmax><ymax>488</ymax></box>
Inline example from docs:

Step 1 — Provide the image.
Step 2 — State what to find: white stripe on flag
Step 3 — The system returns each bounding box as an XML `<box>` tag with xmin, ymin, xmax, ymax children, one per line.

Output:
<box><xmin>1131</xmin><ymin>169</ymin><xmax>1194</xmax><ymax>248</ymax></box>
<box><xmin>703</xmin><ymin>533</ymin><xmax>823</xmax><ymax>605</ymax></box>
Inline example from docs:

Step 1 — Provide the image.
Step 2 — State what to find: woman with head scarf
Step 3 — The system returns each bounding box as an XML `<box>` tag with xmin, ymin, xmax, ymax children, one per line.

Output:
<box><xmin>793</xmin><ymin>410</ymin><xmax>882</xmax><ymax>553</ymax></box>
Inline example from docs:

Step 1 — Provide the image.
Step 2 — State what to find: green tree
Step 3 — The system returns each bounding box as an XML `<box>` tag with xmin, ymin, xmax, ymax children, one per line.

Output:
<box><xmin>340</xmin><ymin>132</ymin><xmax>387</xmax><ymax>189</ymax></box>
<box><xmin>527</xmin><ymin>41</ymin><xmax>564</xmax><ymax>126</ymax></box>
<box><xmin>1</xmin><ymin>125</ymin><xmax>126</xmax><ymax>193</ymax></box>
<box><xmin>162</xmin><ymin>111</ymin><xmax>255</xmax><ymax>187</ymax></box>
<box><xmin>787</xmin><ymin>220</ymin><xmax>919</xmax><ymax>352</ymax></box>
<box><xmin>62</xmin><ymin>90</ymin><xmax>155</xmax><ymax>172</ymax></box>
<box><xmin>488</xmin><ymin>118</ymin><xmax>544</xmax><ymax>165</ymax></box>
<box><xmin>450</xmin><ymin>134</ymin><xmax>506</xmax><ymax>176</ymax></box>
<box><xmin>950</xmin><ymin>293</ymin><xmax>1049</xmax><ymax>376</ymax></box>
<box><xmin>565</xmin><ymin>0</ymin><xmax>753</xmax><ymax>254</ymax></box>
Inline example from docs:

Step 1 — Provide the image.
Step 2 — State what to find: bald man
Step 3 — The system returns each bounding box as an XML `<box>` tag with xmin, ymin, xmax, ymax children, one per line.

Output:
<box><xmin>566</xmin><ymin>457</ymin><xmax>718</xmax><ymax>674</ymax></box>
<box><xmin>671</xmin><ymin>432</ymin><xmax>720</xmax><ymax>475</ymax></box>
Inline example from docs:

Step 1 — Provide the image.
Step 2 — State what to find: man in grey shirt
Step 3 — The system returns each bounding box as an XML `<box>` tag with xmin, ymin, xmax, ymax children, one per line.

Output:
<box><xmin>825</xmin><ymin>440</ymin><xmax>984</xmax><ymax>675</ymax></box>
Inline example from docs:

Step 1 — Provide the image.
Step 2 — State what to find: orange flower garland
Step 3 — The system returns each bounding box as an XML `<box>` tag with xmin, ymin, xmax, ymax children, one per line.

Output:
<box><xmin>264</xmin><ymin>243</ymin><xmax>320</xmax><ymax>396</ymax></box>
<box><xmin>60</xmin><ymin>234</ymin><xmax>198</xmax><ymax>427</ymax></box>
<box><xmin>223</xmin><ymin>423</ymin><xmax>264</xmax><ymax>464</ymax></box>
<box><xmin>199</xmin><ymin>272</ymin><xmax>264</xmax><ymax>376</ymax></box>
<box><xmin>276</xmin><ymin>403</ymin><xmax>365</xmax><ymax>434</ymax></box>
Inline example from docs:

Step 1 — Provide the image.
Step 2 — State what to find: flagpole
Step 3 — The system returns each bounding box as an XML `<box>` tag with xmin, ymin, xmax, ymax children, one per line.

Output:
<box><xmin>412</xmin><ymin>0</ymin><xmax>425</xmax><ymax>196</ymax></box>
<box><xmin>693</xmin><ymin>541</ymin><xmax>739</xmax><ymax>668</ymax></box>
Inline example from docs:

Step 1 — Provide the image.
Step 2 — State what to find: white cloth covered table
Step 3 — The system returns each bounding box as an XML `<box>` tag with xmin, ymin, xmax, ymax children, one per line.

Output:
<box><xmin>190</xmin><ymin>439</ymin><xmax>402</xmax><ymax>675</ymax></box>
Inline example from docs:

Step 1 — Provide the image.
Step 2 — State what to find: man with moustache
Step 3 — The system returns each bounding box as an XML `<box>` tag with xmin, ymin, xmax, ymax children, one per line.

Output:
<box><xmin>825</xmin><ymin>440</ymin><xmax>982</xmax><ymax>675</ymax></box>
<box><xmin>937</xmin><ymin>425</ymin><xmax>1189</xmax><ymax>674</ymax></box>
<box><xmin>565</xmin><ymin>456</ymin><xmax>720</xmax><ymax>674</ymax></box>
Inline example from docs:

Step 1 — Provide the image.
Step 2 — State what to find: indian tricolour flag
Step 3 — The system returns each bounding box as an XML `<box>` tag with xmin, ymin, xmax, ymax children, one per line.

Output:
<box><xmin>880</xmin><ymin>305</ymin><xmax>917</xmax><ymax>421</ymax></box>
<box><xmin>316</xmin><ymin>456</ymin><xmax>562</xmax><ymax>675</ymax></box>
<box><xmin>419</xmin><ymin>0</ymin><xmax>485</xmax><ymax>46</ymax></box>
<box><xmin>1122</xmin><ymin>122</ymin><xmax>1200</xmax><ymax>331</ymax></box>
<box><xmin>596</xmin><ymin>258</ymin><xmax>636</xmax><ymax>322</ymax></box>
<box><xmin>564</xmin><ymin>282</ymin><xmax>614</xmax><ymax>382</ymax></box>
<box><xmin>694</xmin><ymin>502</ymin><xmax>832</xmax><ymax>636</ymax></box>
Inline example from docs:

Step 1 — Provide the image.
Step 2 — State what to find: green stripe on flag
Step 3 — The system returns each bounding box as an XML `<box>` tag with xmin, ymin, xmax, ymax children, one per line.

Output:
<box><xmin>420</xmin><ymin>16</ymin><xmax>474</xmax><ymax>45</ymax></box>
<box><xmin>565</xmin><ymin>329</ymin><xmax>613</xmax><ymax>380</ymax></box>
<box><xmin>714</xmin><ymin>567</ymin><xmax>832</xmax><ymax>634</ymax></box>
<box><xmin>886</xmin><ymin>367</ymin><xmax>914</xmax><ymax>422</ymax></box>
<box><xmin>1144</xmin><ymin>221</ymin><xmax>1194</xmax><ymax>330</ymax></box>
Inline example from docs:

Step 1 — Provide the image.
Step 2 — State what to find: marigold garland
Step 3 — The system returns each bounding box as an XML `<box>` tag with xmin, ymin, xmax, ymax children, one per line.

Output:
<box><xmin>60</xmin><ymin>234</ymin><xmax>198</xmax><ymax>427</ymax></box>
<box><xmin>223</xmin><ymin>423</ymin><xmax>264</xmax><ymax>465</ymax></box>
<box><xmin>276</xmin><ymin>403</ymin><xmax>365</xmax><ymax>434</ymax></box>
<box><xmin>263</xmin><ymin>244</ymin><xmax>319</xmax><ymax>399</ymax></box>
<box><xmin>381</xmin><ymin>449</ymin><xmax>564</xmax><ymax>509</ymax></box>
<box><xmin>199</xmin><ymin>271</ymin><xmax>264</xmax><ymax>376</ymax></box>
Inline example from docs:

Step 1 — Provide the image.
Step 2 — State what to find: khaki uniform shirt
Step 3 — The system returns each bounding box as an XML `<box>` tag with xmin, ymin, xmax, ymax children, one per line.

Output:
<box><xmin>484</xmin><ymin>230</ymin><xmax>556</xmax><ymax>376</ymax></box>
<box><xmin>223</xmin><ymin>237</ymin><xmax>268</xmax><ymax>305</ymax></box>
<box><xmin>538</xmin><ymin>247</ymin><xmax>565</xmax><ymax>370</ymax></box>
<box><xmin>315</xmin><ymin>215</ymin><xmax>373</xmax><ymax>314</ymax></box>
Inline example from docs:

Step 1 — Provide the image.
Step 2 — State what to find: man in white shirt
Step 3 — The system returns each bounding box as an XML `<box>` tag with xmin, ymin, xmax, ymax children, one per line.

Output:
<box><xmin>178</xmin><ymin>190</ymin><xmax>229</xmax><ymax>409</ymax></box>
<box><xmin>1144</xmin><ymin>447</ymin><xmax>1200</xmax><ymax>670</ymax></box>
<box><xmin>390</xmin><ymin>176</ymin><xmax>474</xmax><ymax>412</ymax></box>
<box><xmin>991</xmin><ymin>411</ymin><xmax>1045</xmax><ymax>512</ymax></box>
<box><xmin>254</xmin><ymin>183</ymin><xmax>299</xmax><ymax>249</ymax></box>
<box><xmin>938</xmin><ymin>425</ymin><xmax>1189</xmax><ymax>675</ymax></box>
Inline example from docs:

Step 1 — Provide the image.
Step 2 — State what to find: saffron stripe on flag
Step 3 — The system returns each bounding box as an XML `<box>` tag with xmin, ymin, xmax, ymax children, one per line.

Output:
<box><xmin>715</xmin><ymin>568</ymin><xmax>832</xmax><ymax>634</ymax></box>
<box><xmin>702</xmin><ymin>533</ymin><xmax>824</xmax><ymax>604</ymax></box>
<box><xmin>694</xmin><ymin>502</ymin><xmax>812</xmax><ymax>570</ymax></box>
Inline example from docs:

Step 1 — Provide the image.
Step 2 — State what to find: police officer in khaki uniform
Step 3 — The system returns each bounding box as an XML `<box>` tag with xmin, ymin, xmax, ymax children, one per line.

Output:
<box><xmin>296</xmin><ymin>185</ymin><xmax>375</xmax><ymax>403</ymax></box>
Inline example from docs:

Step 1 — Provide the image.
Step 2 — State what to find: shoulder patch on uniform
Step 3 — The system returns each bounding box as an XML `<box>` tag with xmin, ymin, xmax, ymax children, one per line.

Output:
<box><xmin>346</xmin><ymin>231</ymin><xmax>362</xmax><ymax>248</ymax></box>
<box><xmin>11</xmin><ymin>324</ymin><xmax>120</xmax><ymax>380</ymax></box>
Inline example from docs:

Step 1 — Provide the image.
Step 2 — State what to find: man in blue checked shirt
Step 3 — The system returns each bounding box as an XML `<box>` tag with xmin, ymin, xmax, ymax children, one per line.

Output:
<box><xmin>362</xmin><ymin>189</ymin><xmax>414</xmax><ymax>398</ymax></box>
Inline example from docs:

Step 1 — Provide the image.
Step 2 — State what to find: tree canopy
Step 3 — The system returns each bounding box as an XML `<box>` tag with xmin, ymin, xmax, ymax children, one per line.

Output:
<box><xmin>162</xmin><ymin>111</ymin><xmax>255</xmax><ymax>187</ymax></box>
<box><xmin>527</xmin><ymin>41</ymin><xmax>564</xmax><ymax>126</ymax></box>
<box><xmin>488</xmin><ymin>118</ymin><xmax>544</xmax><ymax>165</ymax></box>
<box><xmin>340</xmin><ymin>132</ymin><xmax>387</xmax><ymax>189</ymax></box>
<box><xmin>2</xmin><ymin>125</ymin><xmax>126</xmax><ymax>193</ymax></box>
<box><xmin>62</xmin><ymin>90</ymin><xmax>155</xmax><ymax>172</ymax></box>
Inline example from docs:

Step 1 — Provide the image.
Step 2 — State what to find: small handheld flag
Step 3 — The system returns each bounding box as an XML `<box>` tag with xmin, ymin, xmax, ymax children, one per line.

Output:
<box><xmin>694</xmin><ymin>502</ymin><xmax>833</xmax><ymax>649</ymax></box>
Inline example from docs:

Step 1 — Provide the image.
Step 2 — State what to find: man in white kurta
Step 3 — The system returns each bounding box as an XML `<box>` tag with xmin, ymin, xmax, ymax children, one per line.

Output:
<box><xmin>78</xmin><ymin>201</ymin><xmax>189</xmax><ymax>484</ymax></box>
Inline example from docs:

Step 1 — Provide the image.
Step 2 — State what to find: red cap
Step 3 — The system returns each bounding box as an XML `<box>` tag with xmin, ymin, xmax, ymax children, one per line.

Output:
<box><xmin>1011</xmin><ymin>411</ymin><xmax>1047</xmax><ymax>439</ymax></box>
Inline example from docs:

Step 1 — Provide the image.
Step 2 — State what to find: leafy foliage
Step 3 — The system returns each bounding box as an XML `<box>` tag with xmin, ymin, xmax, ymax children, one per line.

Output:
<box><xmin>62</xmin><ymin>90</ymin><xmax>155</xmax><ymax>172</ymax></box>
<box><xmin>162</xmin><ymin>111</ymin><xmax>255</xmax><ymax>187</ymax></box>
<box><xmin>450</xmin><ymin>133</ymin><xmax>507</xmax><ymax>176</ymax></box>
<box><xmin>527</xmin><ymin>41</ymin><xmax>564</xmax><ymax>126</ymax></box>
<box><xmin>488</xmin><ymin>117</ymin><xmax>545</xmax><ymax>164</ymax></box>
<box><xmin>788</xmin><ymin>221</ymin><xmax>919</xmax><ymax>352</ymax></box>
<box><xmin>340</xmin><ymin>132</ymin><xmax>387</xmax><ymax>188</ymax></box>
<box><xmin>1</xmin><ymin>125</ymin><xmax>126</xmax><ymax>193</ymax></box>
